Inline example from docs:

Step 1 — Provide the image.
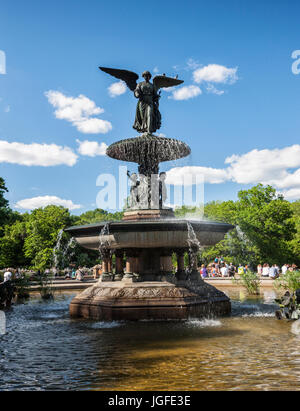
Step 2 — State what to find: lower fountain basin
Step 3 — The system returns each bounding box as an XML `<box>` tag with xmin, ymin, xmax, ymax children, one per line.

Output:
<box><xmin>66</xmin><ymin>218</ymin><xmax>233</xmax><ymax>321</ymax></box>
<box><xmin>69</xmin><ymin>280</ymin><xmax>231</xmax><ymax>321</ymax></box>
<box><xmin>65</xmin><ymin>219</ymin><xmax>234</xmax><ymax>250</ymax></box>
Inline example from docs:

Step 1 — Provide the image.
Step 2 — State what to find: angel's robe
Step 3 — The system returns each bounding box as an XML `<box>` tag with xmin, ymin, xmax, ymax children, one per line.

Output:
<box><xmin>133</xmin><ymin>81</ymin><xmax>161</xmax><ymax>134</ymax></box>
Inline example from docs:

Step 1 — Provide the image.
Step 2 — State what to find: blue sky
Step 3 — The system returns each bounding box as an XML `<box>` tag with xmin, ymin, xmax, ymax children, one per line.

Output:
<box><xmin>0</xmin><ymin>0</ymin><xmax>300</xmax><ymax>214</ymax></box>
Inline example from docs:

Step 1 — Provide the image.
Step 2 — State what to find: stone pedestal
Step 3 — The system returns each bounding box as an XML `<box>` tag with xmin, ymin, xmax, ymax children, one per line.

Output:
<box><xmin>70</xmin><ymin>279</ymin><xmax>231</xmax><ymax>321</ymax></box>
<box><xmin>123</xmin><ymin>209</ymin><xmax>175</xmax><ymax>221</ymax></box>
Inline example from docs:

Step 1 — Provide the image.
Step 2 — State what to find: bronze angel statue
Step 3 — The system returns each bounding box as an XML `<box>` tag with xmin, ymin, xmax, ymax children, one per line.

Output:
<box><xmin>99</xmin><ymin>67</ymin><xmax>184</xmax><ymax>134</ymax></box>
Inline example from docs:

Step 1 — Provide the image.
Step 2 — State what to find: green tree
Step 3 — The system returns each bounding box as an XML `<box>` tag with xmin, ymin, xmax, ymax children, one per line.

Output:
<box><xmin>0</xmin><ymin>219</ymin><xmax>30</xmax><ymax>267</ymax></box>
<box><xmin>0</xmin><ymin>177</ymin><xmax>16</xmax><ymax>232</ymax></box>
<box><xmin>76</xmin><ymin>208</ymin><xmax>123</xmax><ymax>225</ymax></box>
<box><xmin>235</xmin><ymin>184</ymin><xmax>296</xmax><ymax>265</ymax></box>
<box><xmin>290</xmin><ymin>201</ymin><xmax>300</xmax><ymax>264</ymax></box>
<box><xmin>183</xmin><ymin>185</ymin><xmax>297</xmax><ymax>267</ymax></box>
<box><xmin>24</xmin><ymin>205</ymin><xmax>73</xmax><ymax>270</ymax></box>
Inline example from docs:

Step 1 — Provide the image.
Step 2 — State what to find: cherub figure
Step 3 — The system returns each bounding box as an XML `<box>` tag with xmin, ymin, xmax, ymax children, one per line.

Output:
<box><xmin>138</xmin><ymin>174</ymin><xmax>150</xmax><ymax>209</ymax></box>
<box><xmin>127</xmin><ymin>171</ymin><xmax>140</xmax><ymax>209</ymax></box>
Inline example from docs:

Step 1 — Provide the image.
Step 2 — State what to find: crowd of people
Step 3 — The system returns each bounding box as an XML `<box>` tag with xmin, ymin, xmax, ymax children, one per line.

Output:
<box><xmin>257</xmin><ymin>263</ymin><xmax>298</xmax><ymax>278</ymax></box>
<box><xmin>0</xmin><ymin>266</ymin><xmax>95</xmax><ymax>283</ymax></box>
<box><xmin>199</xmin><ymin>257</ymin><xmax>298</xmax><ymax>279</ymax></box>
<box><xmin>1</xmin><ymin>259</ymin><xmax>299</xmax><ymax>284</ymax></box>
<box><xmin>200</xmin><ymin>259</ymin><xmax>236</xmax><ymax>278</ymax></box>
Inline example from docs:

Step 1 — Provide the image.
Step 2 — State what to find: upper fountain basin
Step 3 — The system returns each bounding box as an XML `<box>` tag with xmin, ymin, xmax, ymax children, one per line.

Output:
<box><xmin>106</xmin><ymin>134</ymin><xmax>191</xmax><ymax>164</ymax></box>
<box><xmin>65</xmin><ymin>219</ymin><xmax>234</xmax><ymax>251</ymax></box>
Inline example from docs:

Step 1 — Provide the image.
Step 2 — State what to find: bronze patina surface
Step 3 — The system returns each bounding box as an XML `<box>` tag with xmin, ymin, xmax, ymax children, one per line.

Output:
<box><xmin>67</xmin><ymin>65</ymin><xmax>233</xmax><ymax>321</ymax></box>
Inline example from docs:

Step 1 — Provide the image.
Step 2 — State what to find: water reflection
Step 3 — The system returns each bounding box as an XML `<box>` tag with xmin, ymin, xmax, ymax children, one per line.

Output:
<box><xmin>0</xmin><ymin>289</ymin><xmax>299</xmax><ymax>391</ymax></box>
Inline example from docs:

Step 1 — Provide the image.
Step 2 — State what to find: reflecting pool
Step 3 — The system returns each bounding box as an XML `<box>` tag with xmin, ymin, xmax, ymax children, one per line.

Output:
<box><xmin>1</xmin><ymin>288</ymin><xmax>299</xmax><ymax>391</ymax></box>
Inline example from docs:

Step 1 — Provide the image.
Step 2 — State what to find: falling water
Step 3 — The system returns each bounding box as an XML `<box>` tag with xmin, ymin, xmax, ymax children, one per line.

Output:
<box><xmin>187</xmin><ymin>221</ymin><xmax>201</xmax><ymax>251</ymax></box>
<box><xmin>53</xmin><ymin>230</ymin><xmax>77</xmax><ymax>269</ymax></box>
<box><xmin>186</xmin><ymin>221</ymin><xmax>202</xmax><ymax>274</ymax></box>
<box><xmin>236</xmin><ymin>225</ymin><xmax>247</xmax><ymax>242</ymax></box>
<box><xmin>53</xmin><ymin>229</ymin><xmax>64</xmax><ymax>268</ymax></box>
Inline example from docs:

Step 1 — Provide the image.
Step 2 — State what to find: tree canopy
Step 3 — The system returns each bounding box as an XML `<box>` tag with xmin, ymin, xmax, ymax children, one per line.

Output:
<box><xmin>0</xmin><ymin>177</ymin><xmax>299</xmax><ymax>270</ymax></box>
<box><xmin>177</xmin><ymin>184</ymin><xmax>299</xmax><ymax>267</ymax></box>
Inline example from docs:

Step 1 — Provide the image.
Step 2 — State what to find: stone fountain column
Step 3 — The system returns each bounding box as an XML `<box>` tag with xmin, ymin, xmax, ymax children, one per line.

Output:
<box><xmin>114</xmin><ymin>251</ymin><xmax>124</xmax><ymax>281</ymax></box>
<box><xmin>160</xmin><ymin>250</ymin><xmax>174</xmax><ymax>282</ymax></box>
<box><xmin>175</xmin><ymin>249</ymin><xmax>186</xmax><ymax>281</ymax></box>
<box><xmin>132</xmin><ymin>253</ymin><xmax>142</xmax><ymax>282</ymax></box>
<box><xmin>123</xmin><ymin>250</ymin><xmax>136</xmax><ymax>282</ymax></box>
<box><xmin>108</xmin><ymin>257</ymin><xmax>113</xmax><ymax>275</ymax></box>
<box><xmin>189</xmin><ymin>249</ymin><xmax>201</xmax><ymax>282</ymax></box>
<box><xmin>101</xmin><ymin>251</ymin><xmax>113</xmax><ymax>282</ymax></box>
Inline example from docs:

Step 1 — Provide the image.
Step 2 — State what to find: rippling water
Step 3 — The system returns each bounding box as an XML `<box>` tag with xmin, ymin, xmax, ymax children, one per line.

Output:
<box><xmin>1</xmin><ymin>288</ymin><xmax>300</xmax><ymax>391</ymax></box>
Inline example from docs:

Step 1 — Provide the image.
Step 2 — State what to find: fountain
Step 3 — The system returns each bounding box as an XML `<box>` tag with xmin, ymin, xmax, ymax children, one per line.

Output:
<box><xmin>66</xmin><ymin>66</ymin><xmax>233</xmax><ymax>320</ymax></box>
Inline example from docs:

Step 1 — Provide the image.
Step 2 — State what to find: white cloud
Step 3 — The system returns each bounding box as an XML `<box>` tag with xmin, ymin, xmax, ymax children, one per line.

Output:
<box><xmin>167</xmin><ymin>166</ymin><xmax>228</xmax><ymax>185</ymax></box>
<box><xmin>171</xmin><ymin>85</ymin><xmax>202</xmax><ymax>101</ymax></box>
<box><xmin>45</xmin><ymin>90</ymin><xmax>112</xmax><ymax>134</ymax></box>
<box><xmin>4</xmin><ymin>105</ymin><xmax>10</xmax><ymax>113</ymax></box>
<box><xmin>225</xmin><ymin>145</ymin><xmax>300</xmax><ymax>187</ymax></box>
<box><xmin>76</xmin><ymin>139</ymin><xmax>108</xmax><ymax>157</ymax></box>
<box><xmin>0</xmin><ymin>140</ymin><xmax>78</xmax><ymax>166</ymax></box>
<box><xmin>280</xmin><ymin>188</ymin><xmax>300</xmax><ymax>201</ymax></box>
<box><xmin>108</xmin><ymin>81</ymin><xmax>127</xmax><ymax>98</ymax></box>
<box><xmin>186</xmin><ymin>58</ymin><xmax>201</xmax><ymax>71</ymax></box>
<box><xmin>206</xmin><ymin>84</ymin><xmax>224</xmax><ymax>95</ymax></box>
<box><xmin>193</xmin><ymin>64</ymin><xmax>238</xmax><ymax>84</ymax></box>
<box><xmin>75</xmin><ymin>118</ymin><xmax>112</xmax><ymax>134</ymax></box>
<box><xmin>15</xmin><ymin>196</ymin><xmax>82</xmax><ymax>211</ymax></box>
<box><xmin>166</xmin><ymin>144</ymin><xmax>300</xmax><ymax>200</ymax></box>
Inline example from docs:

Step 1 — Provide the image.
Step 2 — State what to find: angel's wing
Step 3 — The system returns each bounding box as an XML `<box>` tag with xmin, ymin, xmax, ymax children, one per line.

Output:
<box><xmin>153</xmin><ymin>75</ymin><xmax>184</xmax><ymax>90</ymax></box>
<box><xmin>99</xmin><ymin>67</ymin><xmax>139</xmax><ymax>92</ymax></box>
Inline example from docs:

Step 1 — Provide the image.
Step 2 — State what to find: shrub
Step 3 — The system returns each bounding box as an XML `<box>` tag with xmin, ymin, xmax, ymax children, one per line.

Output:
<box><xmin>233</xmin><ymin>270</ymin><xmax>261</xmax><ymax>295</ymax></box>
<box><xmin>274</xmin><ymin>270</ymin><xmax>300</xmax><ymax>293</ymax></box>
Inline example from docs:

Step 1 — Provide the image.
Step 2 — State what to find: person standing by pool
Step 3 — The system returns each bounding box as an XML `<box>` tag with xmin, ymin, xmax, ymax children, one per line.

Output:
<box><xmin>228</xmin><ymin>263</ymin><xmax>235</xmax><ymax>277</ymax></box>
<box><xmin>211</xmin><ymin>264</ymin><xmax>217</xmax><ymax>277</ymax></box>
<box><xmin>221</xmin><ymin>264</ymin><xmax>228</xmax><ymax>277</ymax></box>
<box><xmin>238</xmin><ymin>265</ymin><xmax>244</xmax><ymax>276</ymax></box>
<box><xmin>262</xmin><ymin>264</ymin><xmax>270</xmax><ymax>277</ymax></box>
<box><xmin>269</xmin><ymin>264</ymin><xmax>279</xmax><ymax>279</ymax></box>
<box><xmin>257</xmin><ymin>264</ymin><xmax>262</xmax><ymax>276</ymax></box>
<box><xmin>200</xmin><ymin>265</ymin><xmax>208</xmax><ymax>278</ymax></box>
<box><xmin>3</xmin><ymin>269</ymin><xmax>13</xmax><ymax>282</ymax></box>
<box><xmin>76</xmin><ymin>268</ymin><xmax>83</xmax><ymax>282</ymax></box>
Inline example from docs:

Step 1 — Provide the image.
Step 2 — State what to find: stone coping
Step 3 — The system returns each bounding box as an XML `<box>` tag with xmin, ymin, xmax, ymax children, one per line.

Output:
<box><xmin>65</xmin><ymin>219</ymin><xmax>234</xmax><ymax>236</ymax></box>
